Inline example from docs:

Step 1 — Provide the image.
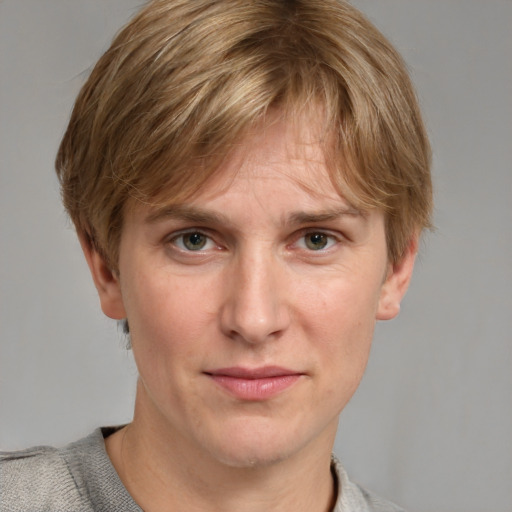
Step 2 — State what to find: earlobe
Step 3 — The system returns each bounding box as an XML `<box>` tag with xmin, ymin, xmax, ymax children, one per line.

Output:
<box><xmin>376</xmin><ymin>236</ymin><xmax>418</xmax><ymax>321</ymax></box>
<box><xmin>79</xmin><ymin>234</ymin><xmax>127</xmax><ymax>320</ymax></box>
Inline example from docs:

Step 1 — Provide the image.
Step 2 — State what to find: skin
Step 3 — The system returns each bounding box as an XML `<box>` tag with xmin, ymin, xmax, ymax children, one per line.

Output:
<box><xmin>82</xmin><ymin>115</ymin><xmax>417</xmax><ymax>512</ymax></box>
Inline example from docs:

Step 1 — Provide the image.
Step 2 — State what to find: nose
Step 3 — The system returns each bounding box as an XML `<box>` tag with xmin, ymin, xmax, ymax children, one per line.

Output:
<box><xmin>219</xmin><ymin>249</ymin><xmax>291</xmax><ymax>345</ymax></box>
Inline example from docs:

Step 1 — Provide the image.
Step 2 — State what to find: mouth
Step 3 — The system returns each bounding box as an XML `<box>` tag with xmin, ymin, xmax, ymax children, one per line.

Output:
<box><xmin>204</xmin><ymin>366</ymin><xmax>304</xmax><ymax>401</ymax></box>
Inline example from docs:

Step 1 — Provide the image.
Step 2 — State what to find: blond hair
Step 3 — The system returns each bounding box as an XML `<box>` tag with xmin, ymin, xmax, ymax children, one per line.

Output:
<box><xmin>56</xmin><ymin>0</ymin><xmax>432</xmax><ymax>269</ymax></box>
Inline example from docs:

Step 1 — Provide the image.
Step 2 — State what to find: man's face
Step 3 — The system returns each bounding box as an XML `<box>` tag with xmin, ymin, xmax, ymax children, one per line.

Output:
<box><xmin>89</xmin><ymin>115</ymin><xmax>414</xmax><ymax>468</ymax></box>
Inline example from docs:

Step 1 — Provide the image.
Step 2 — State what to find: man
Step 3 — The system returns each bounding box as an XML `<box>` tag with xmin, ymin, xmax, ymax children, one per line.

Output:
<box><xmin>1</xmin><ymin>1</ymin><xmax>432</xmax><ymax>511</ymax></box>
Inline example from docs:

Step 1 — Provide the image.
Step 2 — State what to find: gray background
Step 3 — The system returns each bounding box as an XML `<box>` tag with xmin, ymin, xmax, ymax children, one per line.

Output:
<box><xmin>1</xmin><ymin>1</ymin><xmax>511</xmax><ymax>511</ymax></box>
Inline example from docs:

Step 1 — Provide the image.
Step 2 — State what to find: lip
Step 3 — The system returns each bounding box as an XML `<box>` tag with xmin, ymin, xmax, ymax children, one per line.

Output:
<box><xmin>205</xmin><ymin>366</ymin><xmax>304</xmax><ymax>401</ymax></box>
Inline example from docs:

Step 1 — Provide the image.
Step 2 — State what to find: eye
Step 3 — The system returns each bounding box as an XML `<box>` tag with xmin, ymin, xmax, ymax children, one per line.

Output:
<box><xmin>298</xmin><ymin>232</ymin><xmax>337</xmax><ymax>251</ymax></box>
<box><xmin>173</xmin><ymin>232</ymin><xmax>214</xmax><ymax>251</ymax></box>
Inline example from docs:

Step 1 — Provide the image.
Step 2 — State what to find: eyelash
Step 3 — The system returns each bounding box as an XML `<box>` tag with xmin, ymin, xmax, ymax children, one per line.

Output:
<box><xmin>294</xmin><ymin>231</ymin><xmax>339</xmax><ymax>252</ymax></box>
<box><xmin>169</xmin><ymin>230</ymin><xmax>218</xmax><ymax>252</ymax></box>
<box><xmin>167</xmin><ymin>229</ymin><xmax>341</xmax><ymax>254</ymax></box>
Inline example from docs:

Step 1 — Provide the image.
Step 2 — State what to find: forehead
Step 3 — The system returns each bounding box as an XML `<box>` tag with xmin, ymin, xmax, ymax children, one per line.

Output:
<box><xmin>118</xmin><ymin>115</ymin><xmax>377</xmax><ymax>246</ymax></box>
<box><xmin>143</xmin><ymin>112</ymin><xmax>355</xmax><ymax>216</ymax></box>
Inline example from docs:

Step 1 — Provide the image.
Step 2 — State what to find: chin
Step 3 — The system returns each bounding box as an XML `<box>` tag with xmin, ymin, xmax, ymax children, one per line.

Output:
<box><xmin>203</xmin><ymin>419</ymin><xmax>315</xmax><ymax>469</ymax></box>
<box><xmin>211</xmin><ymin>443</ymin><xmax>292</xmax><ymax>469</ymax></box>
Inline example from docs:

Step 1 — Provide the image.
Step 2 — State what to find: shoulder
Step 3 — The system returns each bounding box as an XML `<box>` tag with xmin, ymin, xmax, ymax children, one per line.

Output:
<box><xmin>0</xmin><ymin>443</ymin><xmax>89</xmax><ymax>511</ymax></box>
<box><xmin>0</xmin><ymin>431</ymin><xmax>111</xmax><ymax>512</ymax></box>
<box><xmin>0</xmin><ymin>428</ymin><xmax>140</xmax><ymax>512</ymax></box>
<box><xmin>332</xmin><ymin>457</ymin><xmax>406</xmax><ymax>512</ymax></box>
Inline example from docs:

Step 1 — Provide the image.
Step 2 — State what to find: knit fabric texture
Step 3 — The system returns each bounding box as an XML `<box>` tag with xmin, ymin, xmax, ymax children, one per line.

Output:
<box><xmin>1</xmin><ymin>428</ymin><xmax>405</xmax><ymax>512</ymax></box>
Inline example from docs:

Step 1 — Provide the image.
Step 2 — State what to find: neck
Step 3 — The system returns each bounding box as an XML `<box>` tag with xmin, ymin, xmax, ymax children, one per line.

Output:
<box><xmin>106</xmin><ymin>385</ymin><xmax>337</xmax><ymax>512</ymax></box>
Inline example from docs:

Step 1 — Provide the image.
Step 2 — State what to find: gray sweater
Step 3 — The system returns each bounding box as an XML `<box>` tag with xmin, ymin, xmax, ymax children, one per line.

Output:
<box><xmin>0</xmin><ymin>428</ymin><xmax>405</xmax><ymax>511</ymax></box>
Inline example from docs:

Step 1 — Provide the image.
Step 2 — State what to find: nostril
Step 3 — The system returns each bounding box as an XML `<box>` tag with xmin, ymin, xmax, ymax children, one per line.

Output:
<box><xmin>220</xmin><ymin>304</ymin><xmax>290</xmax><ymax>345</ymax></box>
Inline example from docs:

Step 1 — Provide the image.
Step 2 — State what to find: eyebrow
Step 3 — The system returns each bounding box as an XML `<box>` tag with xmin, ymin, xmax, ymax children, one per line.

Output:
<box><xmin>145</xmin><ymin>204</ymin><xmax>229</xmax><ymax>225</ymax></box>
<box><xmin>286</xmin><ymin>206</ymin><xmax>362</xmax><ymax>225</ymax></box>
<box><xmin>145</xmin><ymin>204</ymin><xmax>362</xmax><ymax>226</ymax></box>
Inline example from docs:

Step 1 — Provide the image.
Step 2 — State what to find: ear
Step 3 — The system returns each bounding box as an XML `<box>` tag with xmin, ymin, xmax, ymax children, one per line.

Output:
<box><xmin>376</xmin><ymin>236</ymin><xmax>418</xmax><ymax>321</ymax></box>
<box><xmin>79</xmin><ymin>234</ymin><xmax>127</xmax><ymax>320</ymax></box>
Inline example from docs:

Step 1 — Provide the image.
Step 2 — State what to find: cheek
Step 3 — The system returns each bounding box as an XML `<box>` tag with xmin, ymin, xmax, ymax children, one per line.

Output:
<box><xmin>295</xmin><ymin>274</ymin><xmax>379</xmax><ymax>388</ymax></box>
<box><xmin>296</xmin><ymin>270</ymin><xmax>381</xmax><ymax>338</ymax></box>
<box><xmin>315</xmin><ymin>304</ymin><xmax>375</xmax><ymax>414</ymax></box>
<box><xmin>122</xmin><ymin>272</ymin><xmax>218</xmax><ymax>365</ymax></box>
